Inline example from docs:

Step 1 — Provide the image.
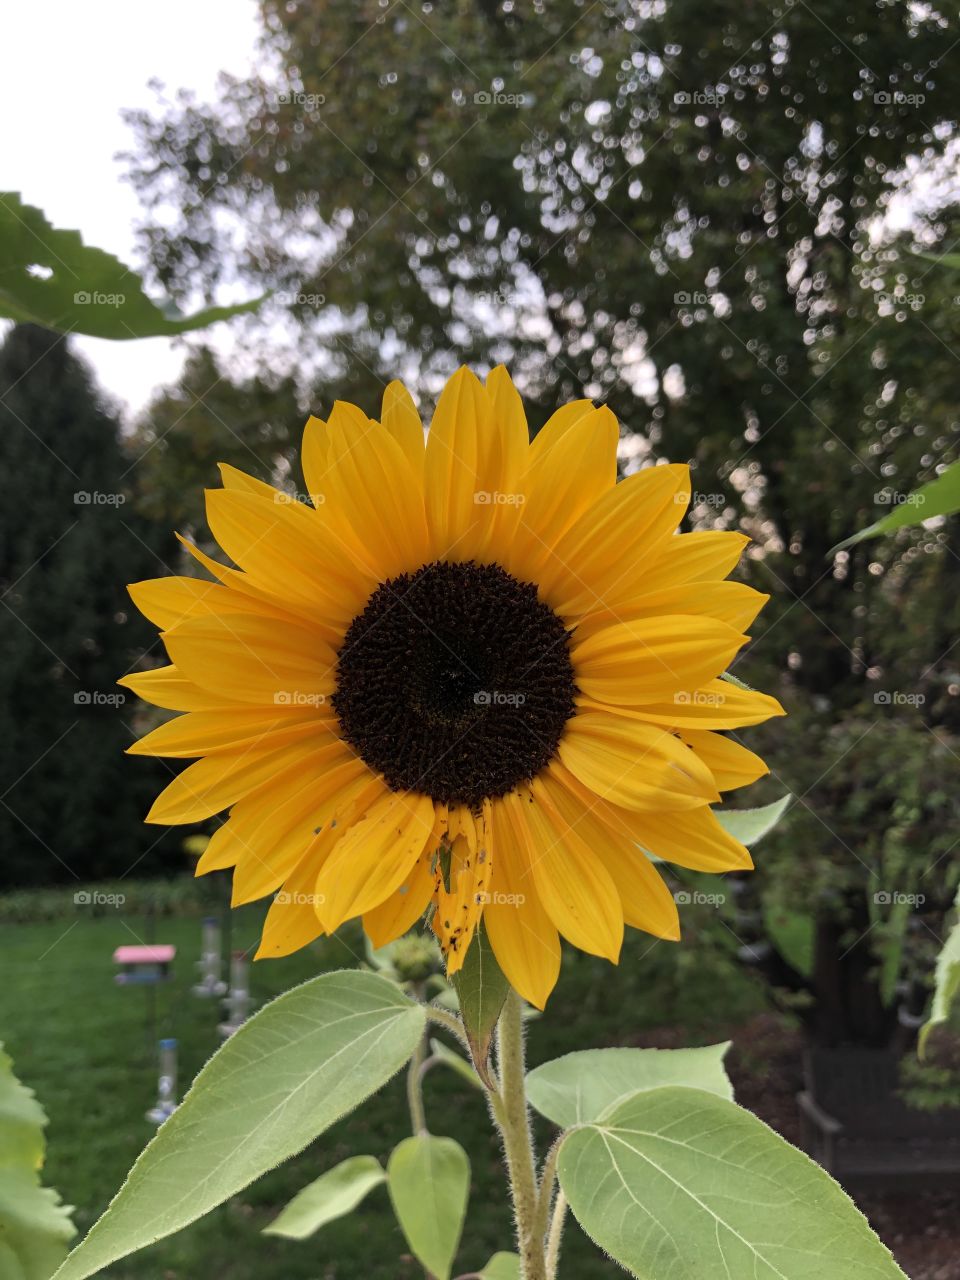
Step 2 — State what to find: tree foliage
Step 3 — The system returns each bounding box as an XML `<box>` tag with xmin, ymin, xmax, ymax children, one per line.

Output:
<box><xmin>0</xmin><ymin>325</ymin><xmax>180</xmax><ymax>886</ymax></box>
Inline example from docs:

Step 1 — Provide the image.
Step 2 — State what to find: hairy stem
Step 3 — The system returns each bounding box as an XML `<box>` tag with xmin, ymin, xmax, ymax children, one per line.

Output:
<box><xmin>493</xmin><ymin>990</ymin><xmax>546</xmax><ymax>1280</ymax></box>
<box><xmin>407</xmin><ymin>984</ymin><xmax>429</xmax><ymax>1135</ymax></box>
<box><xmin>544</xmin><ymin>1190</ymin><xmax>568</xmax><ymax>1280</ymax></box>
<box><xmin>534</xmin><ymin>1134</ymin><xmax>563</xmax><ymax>1246</ymax></box>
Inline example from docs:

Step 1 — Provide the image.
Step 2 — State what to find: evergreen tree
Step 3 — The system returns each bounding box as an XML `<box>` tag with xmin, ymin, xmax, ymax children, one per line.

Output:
<box><xmin>0</xmin><ymin>325</ymin><xmax>180</xmax><ymax>887</ymax></box>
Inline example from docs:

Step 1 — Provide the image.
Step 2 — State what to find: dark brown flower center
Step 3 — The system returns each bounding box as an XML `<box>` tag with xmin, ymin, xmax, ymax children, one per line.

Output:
<box><xmin>332</xmin><ymin>560</ymin><xmax>577</xmax><ymax>807</ymax></box>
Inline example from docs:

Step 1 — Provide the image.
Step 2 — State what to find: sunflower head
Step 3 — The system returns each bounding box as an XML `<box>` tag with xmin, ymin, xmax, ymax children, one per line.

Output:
<box><xmin>121</xmin><ymin>366</ymin><xmax>784</xmax><ymax>1008</ymax></box>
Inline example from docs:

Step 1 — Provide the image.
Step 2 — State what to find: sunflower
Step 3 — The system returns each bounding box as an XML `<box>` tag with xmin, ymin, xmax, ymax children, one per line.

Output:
<box><xmin>120</xmin><ymin>366</ymin><xmax>783</xmax><ymax>1008</ymax></box>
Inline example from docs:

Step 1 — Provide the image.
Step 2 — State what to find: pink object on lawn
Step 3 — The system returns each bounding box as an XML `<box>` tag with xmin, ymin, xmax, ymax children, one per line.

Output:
<box><xmin>113</xmin><ymin>945</ymin><xmax>176</xmax><ymax>965</ymax></box>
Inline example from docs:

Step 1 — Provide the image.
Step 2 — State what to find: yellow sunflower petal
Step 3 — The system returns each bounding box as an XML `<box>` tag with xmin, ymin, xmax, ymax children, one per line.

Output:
<box><xmin>520</xmin><ymin>781</ymin><xmax>623</xmax><ymax>962</ymax></box>
<box><xmin>162</xmin><ymin>612</ymin><xmax>336</xmax><ymax>706</ymax></box>
<box><xmin>572</xmin><ymin>615</ymin><xmax>748</xmax><ymax>706</ymax></box>
<box><xmin>218</xmin><ymin>462</ymin><xmax>283</xmax><ymax>501</ymax></box>
<box><xmin>637</xmin><ymin>805</ymin><xmax>754</xmax><ymax>873</ymax></box>
<box><xmin>127</xmin><ymin>706</ymin><xmax>333</xmax><ymax>758</ymax></box>
<box><xmin>198</xmin><ymin>757</ymin><xmax>379</xmax><ymax>877</ymax></box>
<box><xmin>574</xmin><ymin>581</ymin><xmax>769</xmax><ymax>639</ymax></box>
<box><xmin>474</xmin><ymin>366</ymin><xmax>530</xmax><ymax>559</ymax></box>
<box><xmin>553</xmin><ymin>764</ymin><xmax>752</xmax><ymax>874</ymax></box>
<box><xmin>118</xmin><ymin>665</ymin><xmax>233</xmax><ymax>713</ymax></box>
<box><xmin>363</xmin><ymin>852</ymin><xmax>436</xmax><ymax>950</ymax></box>
<box><xmin>578</xmin><ymin>679</ymin><xmax>786</xmax><ymax>729</ymax></box>
<box><xmin>145</xmin><ymin>730</ymin><xmax>334</xmax><ymax>825</ymax></box>
<box><xmin>679</xmin><ymin>728</ymin><xmax>769</xmax><ymax>791</ymax></box>
<box><xmin>301</xmin><ymin>414</ymin><xmax>329</xmax><ymax>507</ymax></box>
<box><xmin>506</xmin><ymin>406</ymin><xmax>618</xmax><ymax>578</ymax></box>
<box><xmin>538</xmin><ymin>464</ymin><xmax>690</xmax><ymax>614</ymax></box>
<box><xmin>128</xmin><ymin>578</ymin><xmax>230</xmax><ymax>632</ymax></box>
<box><xmin>424</xmin><ymin>366</ymin><xmax>490</xmax><ymax>558</ymax></box>
<box><xmin>483</xmin><ymin>798</ymin><xmax>561</xmax><ymax>1010</ymax></box>
<box><xmin>538</xmin><ymin>768</ymin><xmax>681</xmax><ymax>938</ymax></box>
<box><xmin>320</xmin><ymin>402</ymin><xmax>431</xmax><ymax>580</ymax></box>
<box><xmin>255</xmin><ymin>850</ymin><xmax>329</xmax><ymax>959</ymax></box>
<box><xmin>640</xmin><ymin>530</ymin><xmax>750</xmax><ymax>592</ymax></box>
<box><xmin>381</xmin><ymin>380</ymin><xmax>425</xmax><ymax>472</ymax></box>
<box><xmin>204</xmin><ymin>487</ymin><xmax>370</xmax><ymax>623</ymax></box>
<box><xmin>316</xmin><ymin>790</ymin><xmax>436</xmax><ymax>930</ymax></box>
<box><xmin>558</xmin><ymin>708</ymin><xmax>721</xmax><ymax>811</ymax></box>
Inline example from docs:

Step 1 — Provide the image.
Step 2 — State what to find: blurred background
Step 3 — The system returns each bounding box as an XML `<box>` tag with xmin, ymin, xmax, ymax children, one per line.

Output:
<box><xmin>2</xmin><ymin>2</ymin><xmax>960</xmax><ymax>1276</ymax></box>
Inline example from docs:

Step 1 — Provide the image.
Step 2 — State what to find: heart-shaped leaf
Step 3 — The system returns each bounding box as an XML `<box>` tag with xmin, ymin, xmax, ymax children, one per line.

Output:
<box><xmin>527</xmin><ymin>1043</ymin><xmax>732</xmax><ymax>1128</ymax></box>
<box><xmin>387</xmin><ymin>1135</ymin><xmax>470</xmax><ymax>1280</ymax></box>
<box><xmin>53</xmin><ymin>971</ymin><xmax>424</xmax><ymax>1280</ymax></box>
<box><xmin>558</xmin><ymin>1086</ymin><xmax>907</xmax><ymax>1279</ymax></box>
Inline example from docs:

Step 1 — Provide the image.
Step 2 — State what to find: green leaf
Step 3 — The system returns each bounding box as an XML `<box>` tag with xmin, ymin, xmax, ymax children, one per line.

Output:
<box><xmin>761</xmin><ymin>898</ymin><xmax>815</xmax><ymax>979</ymax></box>
<box><xmin>558</xmin><ymin>1086</ymin><xmax>907</xmax><ymax>1279</ymax></box>
<box><xmin>0</xmin><ymin>1046</ymin><xmax>75</xmax><ymax>1280</ymax></box>
<box><xmin>715</xmin><ymin>794</ymin><xmax>791</xmax><ymax>845</ymax></box>
<box><xmin>0</xmin><ymin>193</ymin><xmax>268</xmax><ymax>339</ymax></box>
<box><xmin>829</xmin><ymin>457</ymin><xmax>960</xmax><ymax>554</ymax></box>
<box><xmin>263</xmin><ymin>1155</ymin><xmax>385</xmax><ymax>1240</ymax></box>
<box><xmin>428</xmin><ymin>1038</ymin><xmax>484</xmax><ymax>1091</ymax></box>
<box><xmin>914</xmin><ymin>250</ymin><xmax>960</xmax><ymax>270</ymax></box>
<box><xmin>387</xmin><ymin>1135</ymin><xmax>470</xmax><ymax>1280</ymax></box>
<box><xmin>52</xmin><ymin>971</ymin><xmax>425</xmax><ymax>1280</ymax></box>
<box><xmin>0</xmin><ymin>1046</ymin><xmax>47</xmax><ymax>1172</ymax></box>
<box><xmin>526</xmin><ymin>1044</ymin><xmax>732</xmax><ymax>1128</ymax></box>
<box><xmin>450</xmin><ymin>921</ymin><xmax>509</xmax><ymax>1088</ymax></box>
<box><xmin>920</xmin><ymin>886</ymin><xmax>960</xmax><ymax>1057</ymax></box>
<box><xmin>479</xmin><ymin>1252</ymin><xmax>522</xmax><ymax>1278</ymax></box>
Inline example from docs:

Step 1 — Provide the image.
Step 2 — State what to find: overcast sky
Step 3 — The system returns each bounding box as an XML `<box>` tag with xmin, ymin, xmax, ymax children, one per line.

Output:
<box><xmin>1</xmin><ymin>0</ymin><xmax>261</xmax><ymax>419</ymax></box>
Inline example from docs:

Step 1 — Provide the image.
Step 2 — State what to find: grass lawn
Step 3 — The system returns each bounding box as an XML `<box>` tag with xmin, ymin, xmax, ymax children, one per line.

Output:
<box><xmin>0</xmin><ymin>891</ymin><xmax>766</xmax><ymax>1278</ymax></box>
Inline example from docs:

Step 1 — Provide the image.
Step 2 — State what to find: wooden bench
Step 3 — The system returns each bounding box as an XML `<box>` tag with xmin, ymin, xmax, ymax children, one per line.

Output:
<box><xmin>797</xmin><ymin>1047</ymin><xmax>960</xmax><ymax>1190</ymax></box>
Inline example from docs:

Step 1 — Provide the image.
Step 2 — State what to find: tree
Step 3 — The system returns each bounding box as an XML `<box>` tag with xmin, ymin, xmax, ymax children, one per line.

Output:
<box><xmin>0</xmin><ymin>325</ymin><xmax>180</xmax><ymax>886</ymax></box>
<box><xmin>130</xmin><ymin>345</ymin><xmax>300</xmax><ymax>535</ymax></box>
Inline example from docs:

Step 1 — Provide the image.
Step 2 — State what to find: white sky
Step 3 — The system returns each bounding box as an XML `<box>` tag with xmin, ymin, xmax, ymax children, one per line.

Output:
<box><xmin>1</xmin><ymin>1</ymin><xmax>261</xmax><ymax>420</ymax></box>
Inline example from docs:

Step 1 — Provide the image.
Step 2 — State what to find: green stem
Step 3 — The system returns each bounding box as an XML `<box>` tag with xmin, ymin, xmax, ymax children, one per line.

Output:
<box><xmin>426</xmin><ymin>1001</ymin><xmax>472</xmax><ymax>1051</ymax></box>
<box><xmin>544</xmin><ymin>1190</ymin><xmax>567</xmax><ymax>1280</ymax></box>
<box><xmin>534</xmin><ymin>1134</ymin><xmax>563</xmax><ymax>1244</ymax></box>
<box><xmin>493</xmin><ymin>990</ymin><xmax>546</xmax><ymax>1280</ymax></box>
<box><xmin>407</xmin><ymin>984</ymin><xmax>429</xmax><ymax>1136</ymax></box>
